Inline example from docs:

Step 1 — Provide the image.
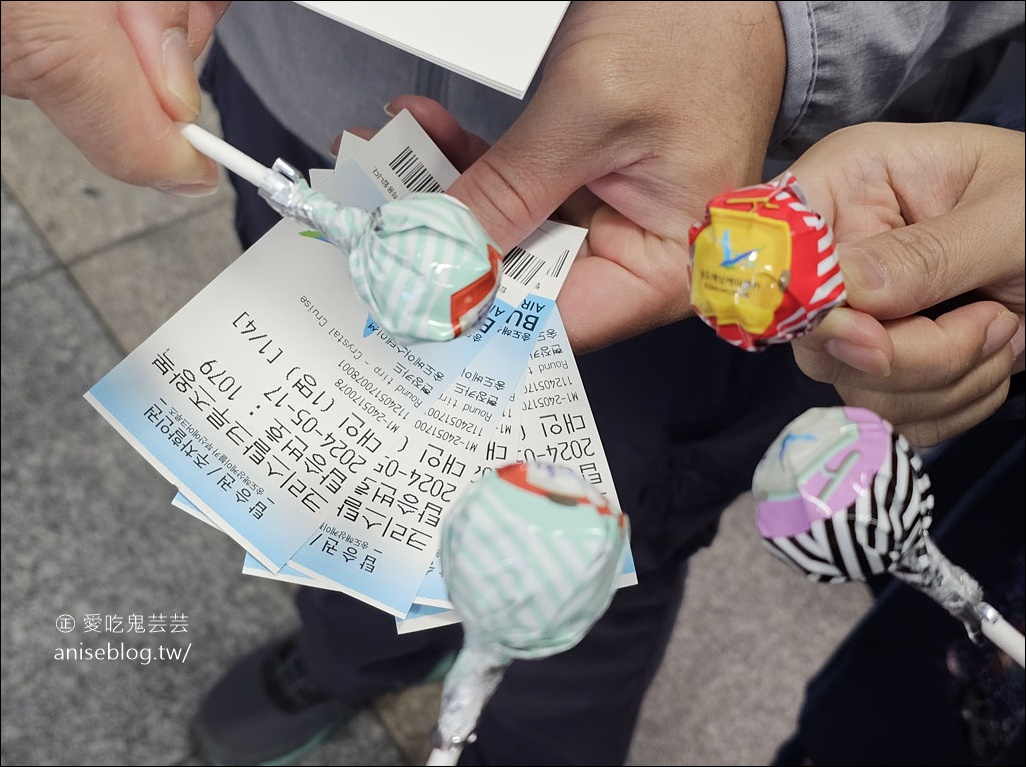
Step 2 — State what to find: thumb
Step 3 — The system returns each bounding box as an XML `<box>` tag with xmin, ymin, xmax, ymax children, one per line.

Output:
<box><xmin>117</xmin><ymin>2</ymin><xmax>203</xmax><ymax>123</ymax></box>
<box><xmin>442</xmin><ymin>87</ymin><xmax>610</xmax><ymax>252</ymax></box>
<box><xmin>118</xmin><ymin>2</ymin><xmax>229</xmax><ymax>121</ymax></box>
<box><xmin>838</xmin><ymin>202</ymin><xmax>1011</xmax><ymax>320</ymax></box>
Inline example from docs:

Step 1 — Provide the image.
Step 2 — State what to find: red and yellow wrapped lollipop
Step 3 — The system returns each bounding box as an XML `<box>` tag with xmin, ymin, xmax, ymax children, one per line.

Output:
<box><xmin>688</xmin><ymin>173</ymin><xmax>846</xmax><ymax>351</ymax></box>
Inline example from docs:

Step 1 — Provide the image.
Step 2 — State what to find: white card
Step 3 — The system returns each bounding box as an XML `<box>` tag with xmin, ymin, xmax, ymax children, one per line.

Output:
<box><xmin>296</xmin><ymin>1</ymin><xmax>569</xmax><ymax>98</ymax></box>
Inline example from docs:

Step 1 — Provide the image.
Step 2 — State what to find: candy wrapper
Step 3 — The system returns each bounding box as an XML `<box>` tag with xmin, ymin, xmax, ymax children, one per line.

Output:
<box><xmin>269</xmin><ymin>177</ymin><xmax>502</xmax><ymax>345</ymax></box>
<box><xmin>688</xmin><ymin>173</ymin><xmax>846</xmax><ymax>351</ymax></box>
<box><xmin>752</xmin><ymin>406</ymin><xmax>1025</xmax><ymax>667</ymax></box>
<box><xmin>428</xmin><ymin>462</ymin><xmax>629</xmax><ymax>764</ymax></box>
<box><xmin>181</xmin><ymin>125</ymin><xmax>501</xmax><ymax>345</ymax></box>
<box><xmin>349</xmin><ymin>193</ymin><xmax>503</xmax><ymax>344</ymax></box>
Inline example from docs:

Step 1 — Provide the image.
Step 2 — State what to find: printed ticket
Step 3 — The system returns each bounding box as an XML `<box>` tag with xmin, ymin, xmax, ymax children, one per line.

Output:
<box><xmin>88</xmin><ymin>110</ymin><xmax>631</xmax><ymax>621</ymax></box>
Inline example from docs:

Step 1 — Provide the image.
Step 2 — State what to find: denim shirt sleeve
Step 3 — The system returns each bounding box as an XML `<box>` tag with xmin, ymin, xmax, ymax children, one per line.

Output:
<box><xmin>772</xmin><ymin>1</ymin><xmax>1025</xmax><ymax>157</ymax></box>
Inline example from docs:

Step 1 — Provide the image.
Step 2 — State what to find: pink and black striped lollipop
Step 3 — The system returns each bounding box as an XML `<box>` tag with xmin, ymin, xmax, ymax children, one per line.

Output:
<box><xmin>752</xmin><ymin>406</ymin><xmax>1024</xmax><ymax>667</ymax></box>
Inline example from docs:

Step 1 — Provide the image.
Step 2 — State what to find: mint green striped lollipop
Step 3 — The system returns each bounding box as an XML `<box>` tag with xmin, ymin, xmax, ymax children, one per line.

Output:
<box><xmin>288</xmin><ymin>186</ymin><xmax>501</xmax><ymax>344</ymax></box>
<box><xmin>428</xmin><ymin>462</ymin><xmax>629</xmax><ymax>764</ymax></box>
<box><xmin>179</xmin><ymin>124</ymin><xmax>501</xmax><ymax>345</ymax></box>
<box><xmin>348</xmin><ymin>192</ymin><xmax>502</xmax><ymax>344</ymax></box>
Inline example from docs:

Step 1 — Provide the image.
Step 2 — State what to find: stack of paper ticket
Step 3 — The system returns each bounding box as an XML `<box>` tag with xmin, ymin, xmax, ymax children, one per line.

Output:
<box><xmin>86</xmin><ymin>111</ymin><xmax>634</xmax><ymax>631</ymax></box>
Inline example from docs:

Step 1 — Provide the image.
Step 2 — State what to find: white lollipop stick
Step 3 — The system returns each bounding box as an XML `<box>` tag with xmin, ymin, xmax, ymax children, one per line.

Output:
<box><xmin>980</xmin><ymin>607</ymin><xmax>1026</xmax><ymax>668</ymax></box>
<box><xmin>426</xmin><ymin>747</ymin><xmax>461</xmax><ymax>766</ymax></box>
<box><xmin>179</xmin><ymin>122</ymin><xmax>327</xmax><ymax>229</ymax></box>
<box><xmin>181</xmin><ymin>123</ymin><xmax>269</xmax><ymax>187</ymax></box>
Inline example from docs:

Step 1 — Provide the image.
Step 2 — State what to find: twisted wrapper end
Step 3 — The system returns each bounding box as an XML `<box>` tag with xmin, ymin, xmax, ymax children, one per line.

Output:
<box><xmin>258</xmin><ymin>159</ymin><xmax>313</xmax><ymax>225</ymax></box>
<box><xmin>258</xmin><ymin>159</ymin><xmax>370</xmax><ymax>253</ymax></box>
<box><xmin>431</xmin><ymin>644</ymin><xmax>506</xmax><ymax>762</ymax></box>
<box><xmin>893</xmin><ymin>531</ymin><xmax>988</xmax><ymax>643</ymax></box>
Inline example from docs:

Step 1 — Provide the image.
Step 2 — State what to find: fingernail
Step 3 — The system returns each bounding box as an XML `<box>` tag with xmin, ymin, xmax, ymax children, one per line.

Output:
<box><xmin>163</xmin><ymin>28</ymin><xmax>200</xmax><ymax>118</ymax></box>
<box><xmin>825</xmin><ymin>337</ymin><xmax>891</xmax><ymax>376</ymax></box>
<box><xmin>842</xmin><ymin>247</ymin><xmax>885</xmax><ymax>292</ymax></box>
<box><xmin>156</xmin><ymin>180</ymin><xmax>219</xmax><ymax>199</ymax></box>
<box><xmin>1011</xmin><ymin>318</ymin><xmax>1025</xmax><ymax>359</ymax></box>
<box><xmin>983</xmin><ymin>311</ymin><xmax>1021</xmax><ymax>357</ymax></box>
<box><xmin>383</xmin><ymin>101</ymin><xmax>398</xmax><ymax>118</ymax></box>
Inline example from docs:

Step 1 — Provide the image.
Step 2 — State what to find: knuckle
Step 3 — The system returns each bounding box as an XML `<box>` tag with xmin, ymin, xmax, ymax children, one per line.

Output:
<box><xmin>945</xmin><ymin>338</ymin><xmax>1012</xmax><ymax>395</ymax></box>
<box><xmin>966</xmin><ymin>373</ymin><xmax>1012</xmax><ymax>422</ymax></box>
<box><xmin>0</xmin><ymin>10</ymin><xmax>75</xmax><ymax>98</ymax></box>
<box><xmin>461</xmin><ymin>154</ymin><xmax>545</xmax><ymax>246</ymax></box>
<box><xmin>792</xmin><ymin>344</ymin><xmax>842</xmax><ymax>384</ymax></box>
<box><xmin>886</xmin><ymin>224</ymin><xmax>959</xmax><ymax>307</ymax></box>
<box><xmin>938</xmin><ymin>340</ymin><xmax>974</xmax><ymax>386</ymax></box>
<box><xmin>834</xmin><ymin>383</ymin><xmax>879</xmax><ymax>414</ymax></box>
<box><xmin>903</xmin><ymin>421</ymin><xmax>944</xmax><ymax>450</ymax></box>
<box><xmin>967</xmin><ymin>358</ymin><xmax>1009</xmax><ymax>402</ymax></box>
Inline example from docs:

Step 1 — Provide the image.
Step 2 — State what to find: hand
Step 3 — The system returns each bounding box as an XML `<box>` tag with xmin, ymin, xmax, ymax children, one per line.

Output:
<box><xmin>1</xmin><ymin>1</ymin><xmax>229</xmax><ymax>195</ymax></box>
<box><xmin>787</xmin><ymin>121</ymin><xmax>1025</xmax><ymax>446</ymax></box>
<box><xmin>389</xmin><ymin>1</ymin><xmax>786</xmax><ymax>354</ymax></box>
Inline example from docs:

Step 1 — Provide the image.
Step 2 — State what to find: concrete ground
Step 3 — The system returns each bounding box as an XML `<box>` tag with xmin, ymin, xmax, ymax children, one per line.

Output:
<box><xmin>1</xmin><ymin>91</ymin><xmax>873</xmax><ymax>766</ymax></box>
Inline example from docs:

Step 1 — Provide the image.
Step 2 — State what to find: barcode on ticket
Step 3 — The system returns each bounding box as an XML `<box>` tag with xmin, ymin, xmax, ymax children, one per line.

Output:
<box><xmin>547</xmin><ymin>249</ymin><xmax>570</xmax><ymax>278</ymax></box>
<box><xmin>389</xmin><ymin>147</ymin><xmax>443</xmax><ymax>194</ymax></box>
<box><xmin>503</xmin><ymin>246</ymin><xmax>544</xmax><ymax>286</ymax></box>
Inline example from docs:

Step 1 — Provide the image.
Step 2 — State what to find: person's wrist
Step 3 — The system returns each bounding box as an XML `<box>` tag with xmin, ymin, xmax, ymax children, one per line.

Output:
<box><xmin>688</xmin><ymin>1</ymin><xmax>786</xmax><ymax>186</ymax></box>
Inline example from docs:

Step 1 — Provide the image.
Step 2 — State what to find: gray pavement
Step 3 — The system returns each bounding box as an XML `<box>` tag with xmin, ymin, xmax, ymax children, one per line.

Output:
<box><xmin>1</xmin><ymin>92</ymin><xmax>872</xmax><ymax>766</ymax></box>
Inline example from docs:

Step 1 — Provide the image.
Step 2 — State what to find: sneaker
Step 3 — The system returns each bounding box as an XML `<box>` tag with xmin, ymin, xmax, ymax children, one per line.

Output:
<box><xmin>191</xmin><ymin>635</ymin><xmax>355</xmax><ymax>766</ymax></box>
